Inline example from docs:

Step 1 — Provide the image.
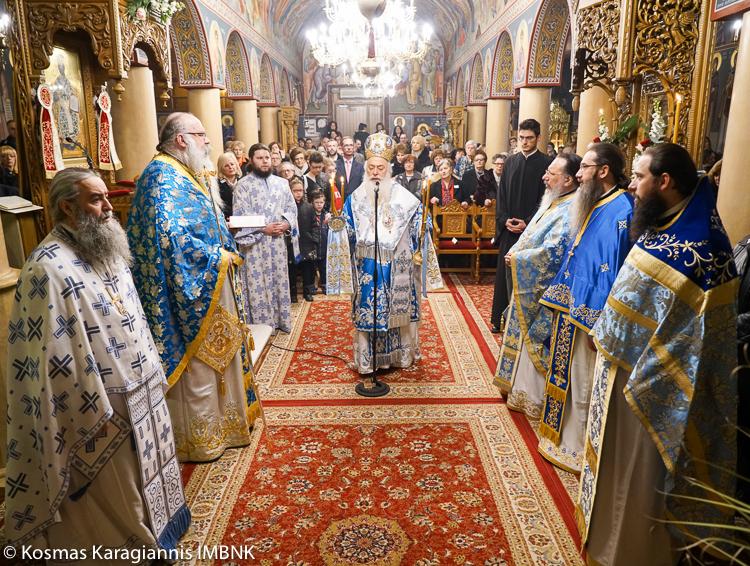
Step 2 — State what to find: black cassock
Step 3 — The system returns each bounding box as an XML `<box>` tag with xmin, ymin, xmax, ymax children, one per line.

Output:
<box><xmin>490</xmin><ymin>150</ymin><xmax>550</xmax><ymax>327</ymax></box>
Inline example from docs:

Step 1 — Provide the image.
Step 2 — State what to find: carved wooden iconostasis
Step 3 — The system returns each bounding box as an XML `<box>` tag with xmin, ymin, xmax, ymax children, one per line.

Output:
<box><xmin>571</xmin><ymin>0</ymin><xmax>719</xmax><ymax>168</ymax></box>
<box><xmin>7</xmin><ymin>0</ymin><xmax>173</xmax><ymax>239</ymax></box>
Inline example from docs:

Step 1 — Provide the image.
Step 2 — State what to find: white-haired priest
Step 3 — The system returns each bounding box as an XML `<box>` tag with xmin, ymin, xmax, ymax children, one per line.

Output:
<box><xmin>5</xmin><ymin>168</ymin><xmax>190</xmax><ymax>558</ymax></box>
<box><xmin>326</xmin><ymin>132</ymin><xmax>443</xmax><ymax>374</ymax></box>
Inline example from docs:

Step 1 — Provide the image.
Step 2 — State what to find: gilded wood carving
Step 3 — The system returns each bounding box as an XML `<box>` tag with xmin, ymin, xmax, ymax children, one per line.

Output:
<box><xmin>26</xmin><ymin>1</ymin><xmax>123</xmax><ymax>77</ymax></box>
<box><xmin>633</xmin><ymin>0</ymin><xmax>701</xmax><ymax>145</ymax></box>
<box><xmin>572</xmin><ymin>0</ymin><xmax>620</xmax><ymax>93</ymax></box>
<box><xmin>119</xmin><ymin>13</ymin><xmax>172</xmax><ymax>88</ymax></box>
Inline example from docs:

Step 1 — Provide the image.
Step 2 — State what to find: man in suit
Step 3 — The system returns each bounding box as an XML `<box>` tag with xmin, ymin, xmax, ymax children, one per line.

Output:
<box><xmin>336</xmin><ymin>136</ymin><xmax>365</xmax><ymax>197</ymax></box>
<box><xmin>461</xmin><ymin>149</ymin><xmax>493</xmax><ymax>206</ymax></box>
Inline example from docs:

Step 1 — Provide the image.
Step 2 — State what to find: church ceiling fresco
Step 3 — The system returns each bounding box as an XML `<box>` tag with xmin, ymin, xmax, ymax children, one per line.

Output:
<box><xmin>202</xmin><ymin>0</ymin><xmax>533</xmax><ymax>74</ymax></box>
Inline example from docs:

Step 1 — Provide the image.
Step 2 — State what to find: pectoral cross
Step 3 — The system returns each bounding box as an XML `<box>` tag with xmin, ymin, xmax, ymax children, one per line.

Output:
<box><xmin>107</xmin><ymin>289</ymin><xmax>127</xmax><ymax>316</ymax></box>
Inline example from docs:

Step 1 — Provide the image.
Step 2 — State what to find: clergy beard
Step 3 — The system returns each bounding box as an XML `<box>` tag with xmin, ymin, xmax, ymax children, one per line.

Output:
<box><xmin>72</xmin><ymin>209</ymin><xmax>132</xmax><ymax>267</ymax></box>
<box><xmin>178</xmin><ymin>136</ymin><xmax>224</xmax><ymax>213</ymax></box>
<box><xmin>630</xmin><ymin>188</ymin><xmax>668</xmax><ymax>241</ymax></box>
<box><xmin>181</xmin><ymin>134</ymin><xmax>214</xmax><ymax>175</ymax></box>
<box><xmin>569</xmin><ymin>177</ymin><xmax>604</xmax><ymax>235</ymax></box>
<box><xmin>538</xmin><ymin>184</ymin><xmax>566</xmax><ymax>212</ymax></box>
<box><xmin>362</xmin><ymin>171</ymin><xmax>393</xmax><ymax>206</ymax></box>
<box><xmin>251</xmin><ymin>167</ymin><xmax>272</xmax><ymax>179</ymax></box>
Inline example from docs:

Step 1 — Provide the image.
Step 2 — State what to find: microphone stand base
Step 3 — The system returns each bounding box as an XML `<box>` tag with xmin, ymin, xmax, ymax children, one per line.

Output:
<box><xmin>355</xmin><ymin>376</ymin><xmax>390</xmax><ymax>398</ymax></box>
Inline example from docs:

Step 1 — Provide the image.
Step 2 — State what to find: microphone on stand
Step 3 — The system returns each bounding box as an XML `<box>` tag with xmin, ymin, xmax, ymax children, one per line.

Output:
<box><xmin>65</xmin><ymin>137</ymin><xmax>95</xmax><ymax>169</ymax></box>
<box><xmin>355</xmin><ymin>176</ymin><xmax>389</xmax><ymax>397</ymax></box>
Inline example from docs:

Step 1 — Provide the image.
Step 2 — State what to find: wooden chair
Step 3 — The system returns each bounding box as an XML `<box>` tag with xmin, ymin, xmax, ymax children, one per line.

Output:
<box><xmin>431</xmin><ymin>200</ymin><xmax>477</xmax><ymax>275</ymax></box>
<box><xmin>472</xmin><ymin>199</ymin><xmax>499</xmax><ymax>281</ymax></box>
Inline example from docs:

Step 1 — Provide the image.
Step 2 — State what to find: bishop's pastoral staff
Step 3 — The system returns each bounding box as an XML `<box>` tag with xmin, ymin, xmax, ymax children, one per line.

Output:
<box><xmin>5</xmin><ymin>168</ymin><xmax>190</xmax><ymax>558</ymax></box>
<box><xmin>326</xmin><ymin>132</ymin><xmax>443</xmax><ymax>374</ymax></box>
<box><xmin>128</xmin><ymin>112</ymin><xmax>258</xmax><ymax>463</ymax></box>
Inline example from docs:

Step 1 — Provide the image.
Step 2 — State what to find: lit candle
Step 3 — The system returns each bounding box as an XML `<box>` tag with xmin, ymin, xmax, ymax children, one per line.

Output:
<box><xmin>329</xmin><ymin>176</ymin><xmax>336</xmax><ymax>215</ymax></box>
<box><xmin>672</xmin><ymin>94</ymin><xmax>683</xmax><ymax>144</ymax></box>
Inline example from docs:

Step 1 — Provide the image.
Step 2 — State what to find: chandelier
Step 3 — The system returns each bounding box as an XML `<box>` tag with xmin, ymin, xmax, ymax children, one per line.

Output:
<box><xmin>370</xmin><ymin>0</ymin><xmax>432</xmax><ymax>63</ymax></box>
<box><xmin>306</xmin><ymin>0</ymin><xmax>432</xmax><ymax>71</ymax></box>
<box><xmin>348</xmin><ymin>58</ymin><xmax>402</xmax><ymax>98</ymax></box>
<box><xmin>306</xmin><ymin>5</ymin><xmax>369</xmax><ymax>67</ymax></box>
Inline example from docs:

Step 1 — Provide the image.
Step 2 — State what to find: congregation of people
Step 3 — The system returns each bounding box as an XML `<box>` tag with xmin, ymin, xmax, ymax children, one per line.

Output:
<box><xmin>5</xmin><ymin>109</ymin><xmax>749</xmax><ymax>565</ymax></box>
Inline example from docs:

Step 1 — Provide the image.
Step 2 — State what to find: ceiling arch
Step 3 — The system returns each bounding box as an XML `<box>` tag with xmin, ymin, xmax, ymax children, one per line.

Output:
<box><xmin>270</xmin><ymin>0</ymin><xmax>475</xmax><ymax>52</ymax></box>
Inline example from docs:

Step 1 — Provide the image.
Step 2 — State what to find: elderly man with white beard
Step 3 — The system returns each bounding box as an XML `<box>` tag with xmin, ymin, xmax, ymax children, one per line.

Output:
<box><xmin>327</xmin><ymin>132</ymin><xmax>442</xmax><ymax>375</ymax></box>
<box><xmin>128</xmin><ymin>112</ymin><xmax>258</xmax><ymax>462</ymax></box>
<box><xmin>495</xmin><ymin>153</ymin><xmax>580</xmax><ymax>419</ymax></box>
<box><xmin>5</xmin><ymin>168</ymin><xmax>191</xmax><ymax>559</ymax></box>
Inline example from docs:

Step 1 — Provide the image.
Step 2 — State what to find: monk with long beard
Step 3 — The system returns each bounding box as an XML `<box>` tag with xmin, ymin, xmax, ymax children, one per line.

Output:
<box><xmin>128</xmin><ymin>112</ymin><xmax>258</xmax><ymax>462</ymax></box>
<box><xmin>536</xmin><ymin>143</ymin><xmax>635</xmax><ymax>473</ymax></box>
<box><xmin>6</xmin><ymin>168</ymin><xmax>190</xmax><ymax>560</ymax></box>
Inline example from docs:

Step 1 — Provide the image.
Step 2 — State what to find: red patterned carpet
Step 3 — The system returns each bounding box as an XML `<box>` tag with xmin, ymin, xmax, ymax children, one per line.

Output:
<box><xmin>182</xmin><ymin>404</ymin><xmax>582</xmax><ymax>565</ymax></box>
<box><xmin>175</xmin><ymin>278</ymin><xmax>584</xmax><ymax>565</ymax></box>
<box><xmin>283</xmin><ymin>298</ymin><xmax>452</xmax><ymax>384</ymax></box>
<box><xmin>448</xmin><ymin>274</ymin><xmax>502</xmax><ymax>355</ymax></box>
<box><xmin>257</xmin><ymin>294</ymin><xmax>499</xmax><ymax>400</ymax></box>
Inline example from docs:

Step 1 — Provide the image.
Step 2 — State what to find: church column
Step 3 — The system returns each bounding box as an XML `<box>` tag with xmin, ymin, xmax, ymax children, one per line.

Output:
<box><xmin>518</xmin><ymin>87</ymin><xmax>552</xmax><ymax>149</ymax></box>
<box><xmin>485</xmin><ymin>99</ymin><xmax>512</xmax><ymax>156</ymax></box>
<box><xmin>233</xmin><ymin>99</ymin><xmax>259</xmax><ymax>147</ymax></box>
<box><xmin>259</xmin><ymin>106</ymin><xmax>280</xmax><ymax>145</ymax></box>
<box><xmin>718</xmin><ymin>10</ymin><xmax>750</xmax><ymax>245</ymax></box>
<box><xmin>111</xmin><ymin>65</ymin><xmax>159</xmax><ymax>182</ymax></box>
<box><xmin>575</xmin><ymin>86</ymin><xmax>613</xmax><ymax>156</ymax></box>
<box><xmin>187</xmin><ymin>88</ymin><xmax>224</xmax><ymax>164</ymax></box>
<box><xmin>466</xmin><ymin>104</ymin><xmax>487</xmax><ymax>145</ymax></box>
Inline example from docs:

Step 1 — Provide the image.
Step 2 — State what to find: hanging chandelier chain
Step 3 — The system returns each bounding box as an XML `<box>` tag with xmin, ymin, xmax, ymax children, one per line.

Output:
<box><xmin>306</xmin><ymin>0</ymin><xmax>433</xmax><ymax>96</ymax></box>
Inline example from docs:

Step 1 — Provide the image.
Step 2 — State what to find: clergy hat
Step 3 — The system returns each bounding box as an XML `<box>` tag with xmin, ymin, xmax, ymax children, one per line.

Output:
<box><xmin>364</xmin><ymin>132</ymin><xmax>394</xmax><ymax>162</ymax></box>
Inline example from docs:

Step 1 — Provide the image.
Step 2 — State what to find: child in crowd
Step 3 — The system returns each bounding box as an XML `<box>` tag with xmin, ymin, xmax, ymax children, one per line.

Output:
<box><xmin>310</xmin><ymin>190</ymin><xmax>330</xmax><ymax>294</ymax></box>
<box><xmin>288</xmin><ymin>178</ymin><xmax>316</xmax><ymax>302</ymax></box>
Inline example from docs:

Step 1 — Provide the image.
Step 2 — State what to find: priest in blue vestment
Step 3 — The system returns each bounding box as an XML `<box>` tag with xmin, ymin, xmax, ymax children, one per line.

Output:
<box><xmin>538</xmin><ymin>143</ymin><xmax>634</xmax><ymax>473</ymax></box>
<box><xmin>128</xmin><ymin>113</ymin><xmax>258</xmax><ymax>462</ymax></box>
<box><xmin>495</xmin><ymin>153</ymin><xmax>580</xmax><ymax>419</ymax></box>
<box><xmin>326</xmin><ymin>132</ymin><xmax>443</xmax><ymax>374</ymax></box>
<box><xmin>578</xmin><ymin>144</ymin><xmax>738</xmax><ymax>565</ymax></box>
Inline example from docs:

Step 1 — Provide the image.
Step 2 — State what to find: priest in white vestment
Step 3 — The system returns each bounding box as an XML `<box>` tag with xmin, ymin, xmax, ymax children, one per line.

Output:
<box><xmin>233</xmin><ymin>143</ymin><xmax>299</xmax><ymax>334</ymax></box>
<box><xmin>128</xmin><ymin>113</ymin><xmax>258</xmax><ymax>463</ymax></box>
<box><xmin>5</xmin><ymin>168</ymin><xmax>190</xmax><ymax>560</ymax></box>
<box><xmin>326</xmin><ymin>132</ymin><xmax>442</xmax><ymax>373</ymax></box>
<box><xmin>495</xmin><ymin>154</ymin><xmax>579</xmax><ymax>419</ymax></box>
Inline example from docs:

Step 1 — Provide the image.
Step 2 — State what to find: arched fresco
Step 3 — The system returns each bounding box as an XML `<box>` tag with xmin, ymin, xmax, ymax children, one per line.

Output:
<box><xmin>455</xmin><ymin>68</ymin><xmax>465</xmax><ymax>106</ymax></box>
<box><xmin>445</xmin><ymin>77</ymin><xmax>455</xmax><ymax>106</ymax></box>
<box><xmin>527</xmin><ymin>0</ymin><xmax>570</xmax><ymax>85</ymax></box>
<box><xmin>259</xmin><ymin>53</ymin><xmax>277</xmax><ymax>104</ymax></box>
<box><xmin>225</xmin><ymin>30</ymin><xmax>253</xmax><ymax>98</ymax></box>
<box><xmin>280</xmin><ymin>68</ymin><xmax>292</xmax><ymax>106</ymax></box>
<box><xmin>171</xmin><ymin>0</ymin><xmax>212</xmax><ymax>87</ymax></box>
<box><xmin>469</xmin><ymin>53</ymin><xmax>484</xmax><ymax>104</ymax></box>
<box><xmin>492</xmin><ymin>31</ymin><xmax>515</xmax><ymax>98</ymax></box>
